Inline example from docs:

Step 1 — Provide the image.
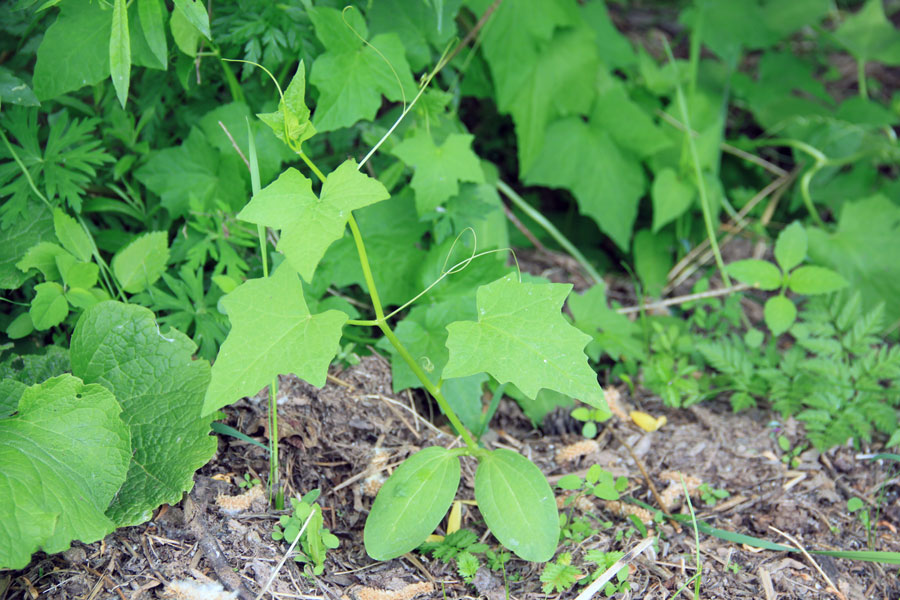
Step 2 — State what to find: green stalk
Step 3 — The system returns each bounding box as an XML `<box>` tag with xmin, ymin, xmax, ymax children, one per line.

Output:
<box><xmin>496</xmin><ymin>179</ymin><xmax>602</xmax><ymax>285</ymax></box>
<box><xmin>248</xmin><ymin>121</ymin><xmax>282</xmax><ymax>508</ymax></box>
<box><xmin>299</xmin><ymin>152</ymin><xmax>479</xmax><ymax>452</ymax></box>
<box><xmin>857</xmin><ymin>59</ymin><xmax>868</xmax><ymax>99</ymax></box>
<box><xmin>662</xmin><ymin>39</ymin><xmax>731</xmax><ymax>288</ymax></box>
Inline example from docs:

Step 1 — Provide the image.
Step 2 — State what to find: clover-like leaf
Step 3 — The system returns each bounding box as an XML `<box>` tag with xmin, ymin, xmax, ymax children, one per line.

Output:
<box><xmin>774</xmin><ymin>221</ymin><xmax>807</xmax><ymax>273</ymax></box>
<box><xmin>0</xmin><ymin>374</ymin><xmax>130</xmax><ymax>570</ymax></box>
<box><xmin>764</xmin><ymin>295</ymin><xmax>797</xmax><ymax>336</ymax></box>
<box><xmin>787</xmin><ymin>266</ymin><xmax>849</xmax><ymax>295</ymax></box>
<box><xmin>726</xmin><ymin>259</ymin><xmax>783</xmax><ymax>290</ymax></box>
<box><xmin>475</xmin><ymin>449</ymin><xmax>559</xmax><ymax>562</ymax></box>
<box><xmin>70</xmin><ymin>301</ymin><xmax>217</xmax><ymax>526</ymax></box>
<box><xmin>238</xmin><ymin>160</ymin><xmax>389</xmax><ymax>282</ymax></box>
<box><xmin>364</xmin><ymin>446</ymin><xmax>461</xmax><ymax>560</ymax></box>
<box><xmin>444</xmin><ymin>274</ymin><xmax>605</xmax><ymax>409</ymax></box>
<box><xmin>203</xmin><ymin>264</ymin><xmax>348</xmax><ymax>414</ymax></box>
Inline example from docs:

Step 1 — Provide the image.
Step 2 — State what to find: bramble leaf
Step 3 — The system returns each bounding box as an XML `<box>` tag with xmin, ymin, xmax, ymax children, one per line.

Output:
<box><xmin>238</xmin><ymin>160</ymin><xmax>389</xmax><ymax>281</ymax></box>
<box><xmin>364</xmin><ymin>446</ymin><xmax>461</xmax><ymax>560</ymax></box>
<box><xmin>392</xmin><ymin>130</ymin><xmax>484</xmax><ymax>215</ymax></box>
<box><xmin>444</xmin><ymin>274</ymin><xmax>605</xmax><ymax>410</ymax></box>
<box><xmin>203</xmin><ymin>264</ymin><xmax>347</xmax><ymax>414</ymax></box>
<box><xmin>475</xmin><ymin>449</ymin><xmax>559</xmax><ymax>562</ymax></box>
<box><xmin>0</xmin><ymin>375</ymin><xmax>130</xmax><ymax>570</ymax></box>
<box><xmin>70</xmin><ymin>301</ymin><xmax>217</xmax><ymax>526</ymax></box>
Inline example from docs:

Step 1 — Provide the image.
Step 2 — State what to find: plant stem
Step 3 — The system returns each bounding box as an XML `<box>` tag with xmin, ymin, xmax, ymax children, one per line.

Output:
<box><xmin>857</xmin><ymin>59</ymin><xmax>868</xmax><ymax>99</ymax></box>
<box><xmin>300</xmin><ymin>152</ymin><xmax>479</xmax><ymax>452</ymax></box>
<box><xmin>661</xmin><ymin>37</ymin><xmax>731</xmax><ymax>288</ymax></box>
<box><xmin>496</xmin><ymin>180</ymin><xmax>603</xmax><ymax>285</ymax></box>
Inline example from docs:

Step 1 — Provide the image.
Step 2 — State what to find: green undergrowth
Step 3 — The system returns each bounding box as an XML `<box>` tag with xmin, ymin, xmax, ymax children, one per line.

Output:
<box><xmin>1</xmin><ymin>0</ymin><xmax>899</xmax><ymax>576</ymax></box>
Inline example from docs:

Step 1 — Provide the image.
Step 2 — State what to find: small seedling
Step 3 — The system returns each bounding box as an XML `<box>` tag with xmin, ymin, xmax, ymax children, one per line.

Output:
<box><xmin>775</xmin><ymin>433</ymin><xmax>808</xmax><ymax>468</ymax></box>
<box><xmin>540</xmin><ymin>552</ymin><xmax>582</xmax><ymax>593</ymax></box>
<box><xmin>271</xmin><ymin>490</ymin><xmax>339</xmax><ymax>576</ymax></box>
<box><xmin>846</xmin><ymin>497</ymin><xmax>872</xmax><ymax>544</ymax></box>
<box><xmin>571</xmin><ymin>406</ymin><xmax>610</xmax><ymax>438</ymax></box>
<box><xmin>419</xmin><ymin>529</ymin><xmax>509</xmax><ymax>584</ymax></box>
<box><xmin>584</xmin><ymin>549</ymin><xmax>631</xmax><ymax>596</ymax></box>
<box><xmin>698</xmin><ymin>483</ymin><xmax>730</xmax><ymax>506</ymax></box>
<box><xmin>238</xmin><ymin>473</ymin><xmax>261</xmax><ymax>489</ymax></box>
<box><xmin>557</xmin><ymin>464</ymin><xmax>629</xmax><ymax>502</ymax></box>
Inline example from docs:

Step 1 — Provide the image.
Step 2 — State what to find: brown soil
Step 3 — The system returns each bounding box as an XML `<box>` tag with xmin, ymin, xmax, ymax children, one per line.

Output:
<box><xmin>4</xmin><ymin>351</ymin><xmax>899</xmax><ymax>600</ymax></box>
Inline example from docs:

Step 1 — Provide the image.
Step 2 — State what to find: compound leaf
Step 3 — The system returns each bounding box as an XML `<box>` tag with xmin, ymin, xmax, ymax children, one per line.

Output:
<box><xmin>764</xmin><ymin>295</ymin><xmax>797</xmax><ymax>336</ymax></box>
<box><xmin>238</xmin><ymin>160</ymin><xmax>389</xmax><ymax>282</ymax></box>
<box><xmin>475</xmin><ymin>449</ymin><xmax>558</xmax><ymax>562</ymax></box>
<box><xmin>726</xmin><ymin>259</ymin><xmax>783</xmax><ymax>291</ymax></box>
<box><xmin>364</xmin><ymin>446</ymin><xmax>461</xmax><ymax>560</ymax></box>
<box><xmin>787</xmin><ymin>266</ymin><xmax>849</xmax><ymax>295</ymax></box>
<box><xmin>392</xmin><ymin>130</ymin><xmax>484</xmax><ymax>215</ymax></box>
<box><xmin>203</xmin><ymin>264</ymin><xmax>347</xmax><ymax>414</ymax></box>
<box><xmin>444</xmin><ymin>274</ymin><xmax>605</xmax><ymax>410</ymax></box>
<box><xmin>0</xmin><ymin>375</ymin><xmax>130</xmax><ymax>570</ymax></box>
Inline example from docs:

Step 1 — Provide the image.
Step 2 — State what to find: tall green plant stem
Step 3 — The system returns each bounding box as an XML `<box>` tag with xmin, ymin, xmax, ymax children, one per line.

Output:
<box><xmin>297</xmin><ymin>151</ymin><xmax>478</xmax><ymax>452</ymax></box>
<box><xmin>662</xmin><ymin>38</ymin><xmax>731</xmax><ymax>288</ymax></box>
<box><xmin>496</xmin><ymin>180</ymin><xmax>602</xmax><ymax>285</ymax></box>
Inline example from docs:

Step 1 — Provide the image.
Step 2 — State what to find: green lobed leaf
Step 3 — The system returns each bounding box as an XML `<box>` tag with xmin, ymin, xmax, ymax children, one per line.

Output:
<box><xmin>444</xmin><ymin>273</ymin><xmax>606</xmax><ymax>410</ymax></box>
<box><xmin>364</xmin><ymin>446</ymin><xmax>461</xmax><ymax>560</ymax></box>
<box><xmin>651</xmin><ymin>168</ymin><xmax>694</xmax><ymax>232</ymax></box>
<box><xmin>834</xmin><ymin>0</ymin><xmax>900</xmax><ymax>65</ymax></box>
<box><xmin>525</xmin><ymin>117</ymin><xmax>645</xmax><ymax>251</ymax></box>
<box><xmin>29</xmin><ymin>282</ymin><xmax>69</xmax><ymax>330</ymax></box>
<box><xmin>33</xmin><ymin>0</ymin><xmax>110</xmax><ymax>101</ymax></box>
<box><xmin>787</xmin><ymin>266</ymin><xmax>849</xmax><ymax>295</ymax></box>
<box><xmin>764</xmin><ymin>295</ymin><xmax>797</xmax><ymax>336</ymax></box>
<box><xmin>309</xmin><ymin>7</ymin><xmax>416</xmax><ymax>132</ymax></box>
<box><xmin>53</xmin><ymin>208</ymin><xmax>93</xmax><ymax>263</ymax></box>
<box><xmin>0</xmin><ymin>204</ymin><xmax>55</xmax><ymax>289</ymax></box>
<box><xmin>137</xmin><ymin>0</ymin><xmax>167</xmax><ymax>68</ymax></box>
<box><xmin>70</xmin><ymin>301</ymin><xmax>217</xmax><ymax>526</ymax></box>
<box><xmin>238</xmin><ymin>160</ymin><xmax>389</xmax><ymax>282</ymax></box>
<box><xmin>15</xmin><ymin>243</ymin><xmax>68</xmax><ymax>283</ymax></box>
<box><xmin>111</xmin><ymin>231</ymin><xmax>169</xmax><ymax>293</ymax></box>
<box><xmin>203</xmin><ymin>264</ymin><xmax>348</xmax><ymax>414</ymax></box>
<box><xmin>475</xmin><ymin>449</ymin><xmax>559</xmax><ymax>562</ymax></box>
<box><xmin>391</xmin><ymin>131</ymin><xmax>484</xmax><ymax>215</ymax></box>
<box><xmin>0</xmin><ymin>375</ymin><xmax>130</xmax><ymax>570</ymax></box>
<box><xmin>110</xmin><ymin>0</ymin><xmax>131</xmax><ymax>108</ymax></box>
<box><xmin>256</xmin><ymin>60</ymin><xmax>316</xmax><ymax>148</ymax></box>
<box><xmin>726</xmin><ymin>259</ymin><xmax>783</xmax><ymax>291</ymax></box>
<box><xmin>774</xmin><ymin>221</ymin><xmax>807</xmax><ymax>273</ymax></box>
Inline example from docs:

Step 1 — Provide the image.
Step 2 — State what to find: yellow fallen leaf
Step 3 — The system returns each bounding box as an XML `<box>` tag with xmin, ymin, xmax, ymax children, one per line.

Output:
<box><xmin>424</xmin><ymin>534</ymin><xmax>444</xmax><ymax>543</ymax></box>
<box><xmin>446</xmin><ymin>500</ymin><xmax>462</xmax><ymax>534</ymax></box>
<box><xmin>630</xmin><ymin>410</ymin><xmax>667</xmax><ymax>432</ymax></box>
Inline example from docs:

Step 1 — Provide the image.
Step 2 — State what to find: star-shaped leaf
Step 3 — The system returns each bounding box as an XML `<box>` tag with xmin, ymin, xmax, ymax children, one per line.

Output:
<box><xmin>834</xmin><ymin>0</ymin><xmax>900</xmax><ymax>66</ymax></box>
<box><xmin>443</xmin><ymin>274</ymin><xmax>605</xmax><ymax>409</ymax></box>
<box><xmin>238</xmin><ymin>160</ymin><xmax>389</xmax><ymax>282</ymax></box>
<box><xmin>391</xmin><ymin>130</ymin><xmax>484</xmax><ymax>215</ymax></box>
<box><xmin>203</xmin><ymin>264</ymin><xmax>347</xmax><ymax>414</ymax></box>
<box><xmin>257</xmin><ymin>60</ymin><xmax>316</xmax><ymax>148</ymax></box>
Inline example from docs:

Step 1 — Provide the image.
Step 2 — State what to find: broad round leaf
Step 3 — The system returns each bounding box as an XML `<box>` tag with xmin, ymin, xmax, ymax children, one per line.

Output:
<box><xmin>726</xmin><ymin>259</ymin><xmax>782</xmax><ymax>290</ymax></box>
<box><xmin>774</xmin><ymin>221</ymin><xmax>807</xmax><ymax>273</ymax></box>
<box><xmin>364</xmin><ymin>446</ymin><xmax>460</xmax><ymax>560</ymax></box>
<box><xmin>475</xmin><ymin>449</ymin><xmax>559</xmax><ymax>562</ymax></box>
<box><xmin>764</xmin><ymin>295</ymin><xmax>797</xmax><ymax>336</ymax></box>
<box><xmin>0</xmin><ymin>375</ymin><xmax>130</xmax><ymax>570</ymax></box>
<box><xmin>787</xmin><ymin>266</ymin><xmax>849</xmax><ymax>295</ymax></box>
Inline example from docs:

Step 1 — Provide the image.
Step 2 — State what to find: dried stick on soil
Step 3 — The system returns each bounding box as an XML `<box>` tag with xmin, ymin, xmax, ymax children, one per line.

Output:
<box><xmin>616</xmin><ymin>282</ymin><xmax>751</xmax><ymax>315</ymax></box>
<box><xmin>607</xmin><ymin>427</ymin><xmax>672</xmax><ymax>519</ymax></box>
<box><xmin>769</xmin><ymin>526</ymin><xmax>847</xmax><ymax>600</ymax></box>
<box><xmin>573</xmin><ymin>537</ymin><xmax>655</xmax><ymax>600</ymax></box>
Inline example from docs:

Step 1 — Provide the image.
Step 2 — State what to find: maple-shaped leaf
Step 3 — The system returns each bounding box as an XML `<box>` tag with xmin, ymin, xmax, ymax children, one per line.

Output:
<box><xmin>308</xmin><ymin>6</ymin><xmax>416</xmax><ymax>132</ymax></box>
<box><xmin>238</xmin><ymin>159</ymin><xmax>389</xmax><ymax>282</ymax></box>
<box><xmin>443</xmin><ymin>274</ymin><xmax>605</xmax><ymax>410</ymax></box>
<box><xmin>203</xmin><ymin>264</ymin><xmax>348</xmax><ymax>414</ymax></box>
<box><xmin>391</xmin><ymin>130</ymin><xmax>484</xmax><ymax>215</ymax></box>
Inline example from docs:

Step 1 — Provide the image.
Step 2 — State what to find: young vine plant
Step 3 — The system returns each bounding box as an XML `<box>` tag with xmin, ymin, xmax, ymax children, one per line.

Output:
<box><xmin>201</xmin><ymin>55</ymin><xmax>609</xmax><ymax>562</ymax></box>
